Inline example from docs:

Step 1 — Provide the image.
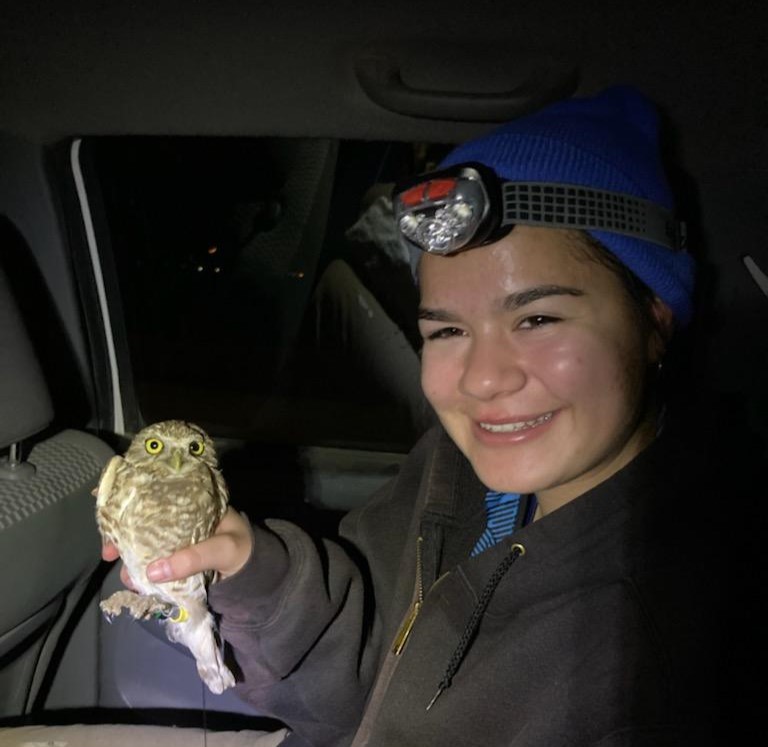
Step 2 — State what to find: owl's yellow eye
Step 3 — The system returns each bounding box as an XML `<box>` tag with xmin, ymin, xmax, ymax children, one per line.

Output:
<box><xmin>189</xmin><ymin>440</ymin><xmax>205</xmax><ymax>456</ymax></box>
<box><xmin>145</xmin><ymin>438</ymin><xmax>164</xmax><ymax>455</ymax></box>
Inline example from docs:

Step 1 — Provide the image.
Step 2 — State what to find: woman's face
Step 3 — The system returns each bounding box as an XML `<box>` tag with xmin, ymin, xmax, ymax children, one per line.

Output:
<box><xmin>418</xmin><ymin>226</ymin><xmax>668</xmax><ymax>513</ymax></box>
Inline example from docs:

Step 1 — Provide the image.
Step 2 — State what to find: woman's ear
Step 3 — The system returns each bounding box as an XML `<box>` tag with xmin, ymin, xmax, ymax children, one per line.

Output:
<box><xmin>647</xmin><ymin>297</ymin><xmax>675</xmax><ymax>362</ymax></box>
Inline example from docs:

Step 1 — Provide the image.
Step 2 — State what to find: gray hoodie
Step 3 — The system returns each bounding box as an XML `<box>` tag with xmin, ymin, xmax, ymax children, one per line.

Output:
<box><xmin>210</xmin><ymin>426</ymin><xmax>727</xmax><ymax>746</ymax></box>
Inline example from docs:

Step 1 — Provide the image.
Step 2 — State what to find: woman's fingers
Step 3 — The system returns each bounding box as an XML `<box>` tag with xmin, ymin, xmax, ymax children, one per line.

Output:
<box><xmin>101</xmin><ymin>542</ymin><xmax>120</xmax><ymax>562</ymax></box>
<box><xmin>146</xmin><ymin>507</ymin><xmax>252</xmax><ymax>583</ymax></box>
<box><xmin>100</xmin><ymin>508</ymin><xmax>252</xmax><ymax>585</ymax></box>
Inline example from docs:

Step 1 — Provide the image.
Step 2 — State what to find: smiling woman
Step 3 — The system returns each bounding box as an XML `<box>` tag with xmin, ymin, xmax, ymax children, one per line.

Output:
<box><xmin>418</xmin><ymin>225</ymin><xmax>670</xmax><ymax>514</ymax></box>
<box><xmin>101</xmin><ymin>86</ymin><xmax>747</xmax><ymax>747</ymax></box>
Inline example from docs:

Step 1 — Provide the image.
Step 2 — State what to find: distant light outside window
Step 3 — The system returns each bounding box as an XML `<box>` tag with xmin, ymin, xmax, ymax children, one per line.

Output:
<box><xmin>86</xmin><ymin>137</ymin><xmax>445</xmax><ymax>452</ymax></box>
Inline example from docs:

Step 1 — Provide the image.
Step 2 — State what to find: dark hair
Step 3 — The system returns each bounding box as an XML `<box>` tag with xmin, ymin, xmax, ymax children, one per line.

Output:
<box><xmin>569</xmin><ymin>231</ymin><xmax>666</xmax><ymax>341</ymax></box>
<box><xmin>569</xmin><ymin>230</ymin><xmax>684</xmax><ymax>422</ymax></box>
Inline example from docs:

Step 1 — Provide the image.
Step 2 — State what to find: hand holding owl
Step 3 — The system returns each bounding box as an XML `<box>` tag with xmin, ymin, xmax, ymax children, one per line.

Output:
<box><xmin>95</xmin><ymin>420</ymin><xmax>240</xmax><ymax>694</ymax></box>
<box><xmin>101</xmin><ymin>507</ymin><xmax>253</xmax><ymax>585</ymax></box>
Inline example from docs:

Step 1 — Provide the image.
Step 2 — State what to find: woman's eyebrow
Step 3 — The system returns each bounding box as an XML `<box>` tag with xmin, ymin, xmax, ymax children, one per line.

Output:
<box><xmin>418</xmin><ymin>285</ymin><xmax>585</xmax><ymax>321</ymax></box>
<box><xmin>502</xmin><ymin>285</ymin><xmax>584</xmax><ymax>310</ymax></box>
<box><xmin>417</xmin><ymin>308</ymin><xmax>459</xmax><ymax>322</ymax></box>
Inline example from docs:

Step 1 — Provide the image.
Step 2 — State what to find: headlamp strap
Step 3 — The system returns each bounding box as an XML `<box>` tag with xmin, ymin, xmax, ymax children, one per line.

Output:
<box><xmin>499</xmin><ymin>182</ymin><xmax>683</xmax><ymax>252</ymax></box>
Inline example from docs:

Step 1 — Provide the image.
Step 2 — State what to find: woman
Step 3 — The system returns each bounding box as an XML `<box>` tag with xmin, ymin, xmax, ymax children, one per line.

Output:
<box><xmin>108</xmin><ymin>88</ymin><xmax>724</xmax><ymax>746</ymax></box>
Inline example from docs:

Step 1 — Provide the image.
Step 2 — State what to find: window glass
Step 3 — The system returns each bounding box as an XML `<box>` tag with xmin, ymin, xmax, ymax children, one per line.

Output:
<box><xmin>86</xmin><ymin>137</ymin><xmax>448</xmax><ymax>452</ymax></box>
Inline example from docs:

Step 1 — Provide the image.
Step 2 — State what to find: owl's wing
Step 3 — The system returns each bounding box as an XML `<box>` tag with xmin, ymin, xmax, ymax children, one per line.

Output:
<box><xmin>94</xmin><ymin>455</ymin><xmax>125</xmax><ymax>508</ymax></box>
<box><xmin>94</xmin><ymin>455</ymin><xmax>127</xmax><ymax>544</ymax></box>
<box><xmin>208</xmin><ymin>464</ymin><xmax>230</xmax><ymax>522</ymax></box>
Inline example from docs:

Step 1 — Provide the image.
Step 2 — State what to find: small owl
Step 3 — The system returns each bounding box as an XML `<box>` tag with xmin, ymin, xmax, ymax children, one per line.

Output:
<box><xmin>95</xmin><ymin>420</ymin><xmax>235</xmax><ymax>694</ymax></box>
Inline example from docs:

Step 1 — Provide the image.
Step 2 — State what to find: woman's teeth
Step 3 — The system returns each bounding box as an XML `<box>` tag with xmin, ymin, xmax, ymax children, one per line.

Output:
<box><xmin>479</xmin><ymin>412</ymin><xmax>553</xmax><ymax>433</ymax></box>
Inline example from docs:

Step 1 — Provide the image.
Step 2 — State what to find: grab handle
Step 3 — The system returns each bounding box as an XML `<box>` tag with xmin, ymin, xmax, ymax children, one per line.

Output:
<box><xmin>355</xmin><ymin>56</ymin><xmax>578</xmax><ymax>122</ymax></box>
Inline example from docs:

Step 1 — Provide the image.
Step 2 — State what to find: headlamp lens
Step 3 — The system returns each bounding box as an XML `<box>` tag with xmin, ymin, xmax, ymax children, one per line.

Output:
<box><xmin>399</xmin><ymin>200</ymin><xmax>476</xmax><ymax>254</ymax></box>
<box><xmin>394</xmin><ymin>168</ymin><xmax>490</xmax><ymax>256</ymax></box>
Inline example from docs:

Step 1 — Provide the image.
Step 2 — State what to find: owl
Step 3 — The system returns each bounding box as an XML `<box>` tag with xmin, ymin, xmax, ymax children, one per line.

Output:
<box><xmin>95</xmin><ymin>419</ymin><xmax>235</xmax><ymax>694</ymax></box>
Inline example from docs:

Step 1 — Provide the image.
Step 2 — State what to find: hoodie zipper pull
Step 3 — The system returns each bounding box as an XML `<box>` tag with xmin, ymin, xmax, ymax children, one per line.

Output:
<box><xmin>392</xmin><ymin>536</ymin><xmax>425</xmax><ymax>656</ymax></box>
<box><xmin>392</xmin><ymin>599</ymin><xmax>422</xmax><ymax>655</ymax></box>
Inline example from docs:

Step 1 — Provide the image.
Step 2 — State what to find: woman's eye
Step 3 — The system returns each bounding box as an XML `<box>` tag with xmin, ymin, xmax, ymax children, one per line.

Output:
<box><xmin>518</xmin><ymin>315</ymin><xmax>560</xmax><ymax>329</ymax></box>
<box><xmin>425</xmin><ymin>326</ymin><xmax>465</xmax><ymax>341</ymax></box>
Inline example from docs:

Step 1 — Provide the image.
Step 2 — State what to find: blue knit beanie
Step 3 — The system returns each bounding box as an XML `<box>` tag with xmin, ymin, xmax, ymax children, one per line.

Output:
<box><xmin>439</xmin><ymin>86</ymin><xmax>695</xmax><ymax>326</ymax></box>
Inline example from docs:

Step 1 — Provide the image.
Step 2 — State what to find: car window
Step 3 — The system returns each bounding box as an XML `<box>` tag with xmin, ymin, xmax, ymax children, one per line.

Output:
<box><xmin>83</xmin><ymin>137</ymin><xmax>448</xmax><ymax>452</ymax></box>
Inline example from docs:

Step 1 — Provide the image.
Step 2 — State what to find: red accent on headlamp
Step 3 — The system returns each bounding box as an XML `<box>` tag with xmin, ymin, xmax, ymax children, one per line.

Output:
<box><xmin>425</xmin><ymin>178</ymin><xmax>457</xmax><ymax>201</ymax></box>
<box><xmin>400</xmin><ymin>178</ymin><xmax>459</xmax><ymax>207</ymax></box>
<box><xmin>400</xmin><ymin>184</ymin><xmax>428</xmax><ymax>207</ymax></box>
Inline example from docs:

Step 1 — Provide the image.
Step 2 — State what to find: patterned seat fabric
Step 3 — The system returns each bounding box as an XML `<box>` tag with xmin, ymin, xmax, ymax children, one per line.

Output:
<box><xmin>0</xmin><ymin>260</ymin><xmax>112</xmax><ymax>717</ymax></box>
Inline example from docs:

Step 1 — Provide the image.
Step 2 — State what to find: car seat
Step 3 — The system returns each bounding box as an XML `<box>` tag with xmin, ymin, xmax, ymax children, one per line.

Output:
<box><xmin>0</xmin><ymin>259</ymin><xmax>113</xmax><ymax>717</ymax></box>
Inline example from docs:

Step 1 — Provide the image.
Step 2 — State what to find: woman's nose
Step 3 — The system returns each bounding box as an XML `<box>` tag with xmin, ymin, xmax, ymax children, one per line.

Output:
<box><xmin>458</xmin><ymin>336</ymin><xmax>527</xmax><ymax>400</ymax></box>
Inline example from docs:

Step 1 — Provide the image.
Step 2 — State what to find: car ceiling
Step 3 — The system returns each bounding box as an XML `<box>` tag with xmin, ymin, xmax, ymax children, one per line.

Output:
<box><xmin>0</xmin><ymin>0</ymin><xmax>764</xmax><ymax>162</ymax></box>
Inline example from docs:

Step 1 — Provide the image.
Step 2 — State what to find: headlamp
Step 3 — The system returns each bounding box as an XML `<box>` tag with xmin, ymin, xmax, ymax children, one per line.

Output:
<box><xmin>393</xmin><ymin>163</ymin><xmax>685</xmax><ymax>257</ymax></box>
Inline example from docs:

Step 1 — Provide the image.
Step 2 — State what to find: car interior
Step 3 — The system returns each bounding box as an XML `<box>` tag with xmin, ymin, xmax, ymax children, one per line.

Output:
<box><xmin>0</xmin><ymin>0</ymin><xmax>765</xmax><ymax>743</ymax></box>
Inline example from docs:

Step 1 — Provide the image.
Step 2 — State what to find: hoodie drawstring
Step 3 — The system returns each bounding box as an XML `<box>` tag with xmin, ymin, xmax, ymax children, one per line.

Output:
<box><xmin>426</xmin><ymin>542</ymin><xmax>526</xmax><ymax>711</ymax></box>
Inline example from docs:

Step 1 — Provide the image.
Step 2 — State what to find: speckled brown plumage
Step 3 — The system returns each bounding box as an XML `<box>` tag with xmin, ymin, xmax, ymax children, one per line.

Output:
<box><xmin>95</xmin><ymin>420</ymin><xmax>235</xmax><ymax>693</ymax></box>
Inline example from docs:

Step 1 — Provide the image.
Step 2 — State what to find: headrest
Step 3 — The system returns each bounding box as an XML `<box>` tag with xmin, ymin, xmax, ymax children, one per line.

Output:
<box><xmin>0</xmin><ymin>263</ymin><xmax>53</xmax><ymax>448</ymax></box>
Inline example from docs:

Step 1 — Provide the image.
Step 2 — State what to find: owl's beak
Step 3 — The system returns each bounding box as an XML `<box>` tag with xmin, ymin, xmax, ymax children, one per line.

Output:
<box><xmin>171</xmin><ymin>449</ymin><xmax>184</xmax><ymax>472</ymax></box>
